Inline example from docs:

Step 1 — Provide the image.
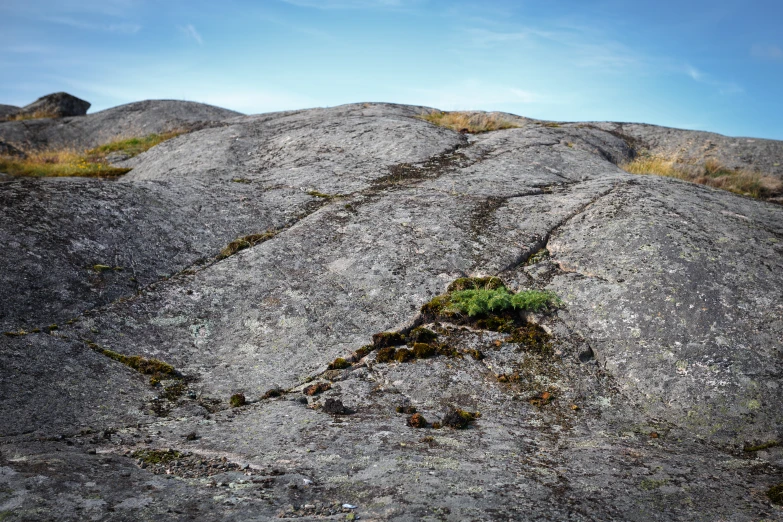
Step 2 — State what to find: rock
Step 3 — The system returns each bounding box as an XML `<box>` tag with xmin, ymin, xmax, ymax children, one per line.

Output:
<box><xmin>17</xmin><ymin>92</ymin><xmax>90</xmax><ymax>119</ymax></box>
<box><xmin>322</xmin><ymin>398</ymin><xmax>350</xmax><ymax>415</ymax></box>
<box><xmin>0</xmin><ymin>104</ymin><xmax>20</xmax><ymax>121</ymax></box>
<box><xmin>0</xmin><ymin>100</ymin><xmax>781</xmax><ymax>521</ymax></box>
<box><xmin>0</xmin><ymin>140</ymin><xmax>26</xmax><ymax>158</ymax></box>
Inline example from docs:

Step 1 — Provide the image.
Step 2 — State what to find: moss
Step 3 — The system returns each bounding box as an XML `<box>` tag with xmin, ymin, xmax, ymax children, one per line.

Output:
<box><xmin>396</xmin><ymin>405</ymin><xmax>417</xmax><ymax>414</ymax></box>
<box><xmin>432</xmin><ymin>422</ymin><xmax>442</xmax><ymax>429</ymax></box>
<box><xmin>526</xmin><ymin>248</ymin><xmax>550</xmax><ymax>265</ymax></box>
<box><xmin>303</xmin><ymin>382</ymin><xmax>331</xmax><ymax>396</ymax></box>
<box><xmin>3</xmin><ymin>330</ymin><xmax>27</xmax><ymax>337</ymax></box>
<box><xmin>449</xmin><ymin>287</ymin><xmax>560</xmax><ymax>317</ymax></box>
<box><xmin>436</xmin><ymin>344</ymin><xmax>461</xmax><ymax>358</ymax></box>
<box><xmin>372</xmin><ymin>331</ymin><xmax>406</xmax><ymax>348</ymax></box>
<box><xmin>217</xmin><ymin>231</ymin><xmax>276</xmax><ymax>260</ymax></box>
<box><xmin>161</xmin><ymin>382</ymin><xmax>187</xmax><ymax>402</ymax></box>
<box><xmin>262</xmin><ymin>388</ymin><xmax>284</xmax><ymax>399</ymax></box>
<box><xmin>375</xmin><ymin>347</ymin><xmax>397</xmax><ymax>363</ymax></box>
<box><xmin>412</xmin><ymin>342</ymin><xmax>437</xmax><ymax>359</ymax></box>
<box><xmin>92</xmin><ymin>264</ymin><xmax>113</xmax><ymax>272</ymax></box>
<box><xmin>132</xmin><ymin>449</ymin><xmax>183</xmax><ymax>464</ymax></box>
<box><xmin>306</xmin><ymin>190</ymin><xmax>342</xmax><ymax>199</ymax></box>
<box><xmin>447</xmin><ymin>276</ymin><xmax>504</xmax><ymax>292</ymax></box>
<box><xmin>505</xmin><ymin>325</ymin><xmax>552</xmax><ymax>353</ymax></box>
<box><xmin>465</xmin><ymin>349</ymin><xmax>484</xmax><ymax>361</ymax></box>
<box><xmin>442</xmin><ymin>409</ymin><xmax>479</xmax><ymax>429</ymax></box>
<box><xmin>497</xmin><ymin>373</ymin><xmax>520</xmax><ymax>383</ymax></box>
<box><xmin>231</xmin><ymin>178</ymin><xmax>252</xmax><ymax>183</ymax></box>
<box><xmin>408</xmin><ymin>326</ymin><xmax>438</xmax><ymax>344</ymax></box>
<box><xmin>327</xmin><ymin>357</ymin><xmax>351</xmax><ymax>370</ymax></box>
<box><xmin>474</xmin><ymin>316</ymin><xmax>516</xmax><ymax>333</ymax></box>
<box><xmin>394</xmin><ymin>348</ymin><xmax>415</xmax><ymax>363</ymax></box>
<box><xmin>407</xmin><ymin>413</ymin><xmax>428</xmax><ymax>428</ymax></box>
<box><xmin>639</xmin><ymin>478</ymin><xmax>669</xmax><ymax>491</ymax></box>
<box><xmin>47</xmin><ymin>324</ymin><xmax>58</xmax><ymax>331</ymax></box>
<box><xmin>95</xmin><ymin>345</ymin><xmax>179</xmax><ymax>381</ymax></box>
<box><xmin>229</xmin><ymin>393</ymin><xmax>246</xmax><ymax>408</ymax></box>
<box><xmin>743</xmin><ymin>440</ymin><xmax>779</xmax><ymax>452</ymax></box>
<box><xmin>768</xmin><ymin>483</ymin><xmax>783</xmax><ymax>505</ymax></box>
<box><xmin>355</xmin><ymin>344</ymin><xmax>375</xmax><ymax>359</ymax></box>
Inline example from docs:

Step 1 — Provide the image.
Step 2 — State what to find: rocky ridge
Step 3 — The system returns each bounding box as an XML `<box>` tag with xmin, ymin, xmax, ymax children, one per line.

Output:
<box><xmin>0</xmin><ymin>98</ymin><xmax>782</xmax><ymax>521</ymax></box>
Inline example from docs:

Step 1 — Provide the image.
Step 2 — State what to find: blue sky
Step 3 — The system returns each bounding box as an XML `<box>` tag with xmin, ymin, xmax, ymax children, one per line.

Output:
<box><xmin>1</xmin><ymin>0</ymin><xmax>781</xmax><ymax>139</ymax></box>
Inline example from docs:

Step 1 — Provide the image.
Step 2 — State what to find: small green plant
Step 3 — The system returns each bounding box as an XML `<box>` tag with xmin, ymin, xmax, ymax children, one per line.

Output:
<box><xmin>448</xmin><ymin>287</ymin><xmax>560</xmax><ymax>317</ymax></box>
<box><xmin>769</xmin><ymin>483</ymin><xmax>783</xmax><ymax>505</ymax></box>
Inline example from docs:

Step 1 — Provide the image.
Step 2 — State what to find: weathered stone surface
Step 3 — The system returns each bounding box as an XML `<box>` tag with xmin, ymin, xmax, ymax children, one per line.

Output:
<box><xmin>18</xmin><ymin>92</ymin><xmax>90</xmax><ymax>118</ymax></box>
<box><xmin>1</xmin><ymin>101</ymin><xmax>782</xmax><ymax>521</ymax></box>
<box><xmin>581</xmin><ymin>121</ymin><xmax>783</xmax><ymax>178</ymax></box>
<box><xmin>0</xmin><ymin>99</ymin><xmax>241</xmax><ymax>151</ymax></box>
<box><xmin>0</xmin><ymin>104</ymin><xmax>20</xmax><ymax>121</ymax></box>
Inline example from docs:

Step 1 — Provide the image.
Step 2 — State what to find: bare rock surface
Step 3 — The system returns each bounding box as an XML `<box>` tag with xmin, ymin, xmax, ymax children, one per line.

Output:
<box><xmin>1</xmin><ymin>102</ymin><xmax>782</xmax><ymax>521</ymax></box>
<box><xmin>18</xmin><ymin>92</ymin><xmax>90</xmax><ymax>119</ymax></box>
<box><xmin>0</xmin><ymin>99</ymin><xmax>241</xmax><ymax>151</ymax></box>
<box><xmin>0</xmin><ymin>104</ymin><xmax>20</xmax><ymax>121</ymax></box>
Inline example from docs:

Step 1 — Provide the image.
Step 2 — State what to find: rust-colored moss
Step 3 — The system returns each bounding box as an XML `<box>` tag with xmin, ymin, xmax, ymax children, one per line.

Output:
<box><xmin>303</xmin><ymin>382</ymin><xmax>331</xmax><ymax>396</ymax></box>
<box><xmin>407</xmin><ymin>413</ymin><xmax>428</xmax><ymax>428</ymax></box>
<box><xmin>396</xmin><ymin>405</ymin><xmax>417</xmax><ymax>414</ymax></box>
<box><xmin>355</xmin><ymin>344</ymin><xmax>375</xmax><ymax>359</ymax></box>
<box><xmin>262</xmin><ymin>388</ymin><xmax>284</xmax><ymax>399</ymax></box>
<box><xmin>528</xmin><ymin>391</ymin><xmax>553</xmax><ymax>407</ymax></box>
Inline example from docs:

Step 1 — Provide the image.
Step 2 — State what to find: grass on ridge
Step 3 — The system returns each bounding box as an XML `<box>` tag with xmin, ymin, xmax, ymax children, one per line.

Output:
<box><xmin>0</xmin><ymin>130</ymin><xmax>184</xmax><ymax>178</ymax></box>
<box><xmin>418</xmin><ymin>111</ymin><xmax>520</xmax><ymax>133</ymax></box>
<box><xmin>621</xmin><ymin>156</ymin><xmax>782</xmax><ymax>201</ymax></box>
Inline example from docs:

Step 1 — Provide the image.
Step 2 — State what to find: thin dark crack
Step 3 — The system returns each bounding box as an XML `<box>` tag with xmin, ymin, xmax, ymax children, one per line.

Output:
<box><xmin>496</xmin><ymin>182</ymin><xmax>626</xmax><ymax>276</ymax></box>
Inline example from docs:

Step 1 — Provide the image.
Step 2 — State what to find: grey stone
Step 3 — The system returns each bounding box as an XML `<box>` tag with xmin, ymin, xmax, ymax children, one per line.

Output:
<box><xmin>0</xmin><ymin>101</ymin><xmax>781</xmax><ymax>521</ymax></box>
<box><xmin>0</xmin><ymin>104</ymin><xmax>20</xmax><ymax>121</ymax></box>
<box><xmin>19</xmin><ymin>92</ymin><xmax>91</xmax><ymax>118</ymax></box>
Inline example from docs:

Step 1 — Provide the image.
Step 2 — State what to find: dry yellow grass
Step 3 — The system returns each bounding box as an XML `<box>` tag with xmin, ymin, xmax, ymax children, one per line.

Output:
<box><xmin>621</xmin><ymin>155</ymin><xmax>782</xmax><ymax>201</ymax></box>
<box><xmin>0</xmin><ymin>130</ymin><xmax>185</xmax><ymax>178</ymax></box>
<box><xmin>6</xmin><ymin>110</ymin><xmax>60</xmax><ymax>121</ymax></box>
<box><xmin>418</xmin><ymin>111</ymin><xmax>520</xmax><ymax>133</ymax></box>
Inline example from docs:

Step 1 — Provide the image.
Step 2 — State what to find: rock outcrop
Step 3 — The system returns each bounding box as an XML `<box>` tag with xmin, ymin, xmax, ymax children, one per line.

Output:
<box><xmin>0</xmin><ymin>104</ymin><xmax>20</xmax><ymax>121</ymax></box>
<box><xmin>0</xmin><ymin>101</ymin><xmax>781</xmax><ymax>521</ymax></box>
<box><xmin>0</xmin><ymin>98</ymin><xmax>242</xmax><ymax>151</ymax></box>
<box><xmin>17</xmin><ymin>92</ymin><xmax>91</xmax><ymax>119</ymax></box>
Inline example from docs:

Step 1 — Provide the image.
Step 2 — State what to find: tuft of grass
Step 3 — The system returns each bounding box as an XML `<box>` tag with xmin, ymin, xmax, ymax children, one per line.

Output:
<box><xmin>418</xmin><ymin>111</ymin><xmax>520</xmax><ymax>134</ymax></box>
<box><xmin>0</xmin><ymin>130</ymin><xmax>185</xmax><ymax>179</ymax></box>
<box><xmin>621</xmin><ymin>155</ymin><xmax>783</xmax><ymax>201</ymax></box>
<box><xmin>448</xmin><ymin>287</ymin><xmax>561</xmax><ymax>317</ymax></box>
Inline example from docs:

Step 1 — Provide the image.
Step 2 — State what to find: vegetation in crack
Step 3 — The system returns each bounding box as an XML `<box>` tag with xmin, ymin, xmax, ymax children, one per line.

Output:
<box><xmin>0</xmin><ymin>130</ymin><xmax>185</xmax><ymax>178</ymax></box>
<box><xmin>217</xmin><ymin>230</ymin><xmax>277</xmax><ymax>260</ymax></box>
<box><xmin>371</xmin><ymin>145</ymin><xmax>472</xmax><ymax>189</ymax></box>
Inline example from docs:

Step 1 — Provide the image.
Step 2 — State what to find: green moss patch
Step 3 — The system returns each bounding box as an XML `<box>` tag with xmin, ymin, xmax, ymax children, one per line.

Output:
<box><xmin>229</xmin><ymin>393</ymin><xmax>246</xmax><ymax>408</ymax></box>
<box><xmin>769</xmin><ymin>483</ymin><xmax>783</xmax><ymax>505</ymax></box>
<box><xmin>442</xmin><ymin>409</ymin><xmax>480</xmax><ymax>429</ymax></box>
<box><xmin>132</xmin><ymin>448</ymin><xmax>184</xmax><ymax>464</ymax></box>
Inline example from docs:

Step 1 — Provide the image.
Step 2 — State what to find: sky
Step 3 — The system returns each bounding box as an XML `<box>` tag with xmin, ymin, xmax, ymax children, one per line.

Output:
<box><xmin>1</xmin><ymin>0</ymin><xmax>782</xmax><ymax>139</ymax></box>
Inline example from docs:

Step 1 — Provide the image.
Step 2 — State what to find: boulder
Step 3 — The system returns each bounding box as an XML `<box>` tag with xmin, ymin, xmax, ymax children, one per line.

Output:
<box><xmin>17</xmin><ymin>92</ymin><xmax>91</xmax><ymax>118</ymax></box>
<box><xmin>0</xmin><ymin>104</ymin><xmax>20</xmax><ymax>121</ymax></box>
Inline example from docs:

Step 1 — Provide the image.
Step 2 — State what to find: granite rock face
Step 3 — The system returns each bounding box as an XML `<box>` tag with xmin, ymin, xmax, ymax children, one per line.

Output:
<box><xmin>0</xmin><ymin>104</ymin><xmax>20</xmax><ymax>121</ymax></box>
<box><xmin>0</xmin><ymin>101</ymin><xmax>782</xmax><ymax>521</ymax></box>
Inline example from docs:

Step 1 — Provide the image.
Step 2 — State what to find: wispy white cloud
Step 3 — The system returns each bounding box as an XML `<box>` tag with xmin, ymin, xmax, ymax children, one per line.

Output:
<box><xmin>179</xmin><ymin>24</ymin><xmax>203</xmax><ymax>45</ymax></box>
<box><xmin>683</xmin><ymin>64</ymin><xmax>742</xmax><ymax>95</ymax></box>
<box><xmin>751</xmin><ymin>44</ymin><xmax>783</xmax><ymax>61</ymax></box>
<box><xmin>44</xmin><ymin>15</ymin><xmax>141</xmax><ymax>33</ymax></box>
